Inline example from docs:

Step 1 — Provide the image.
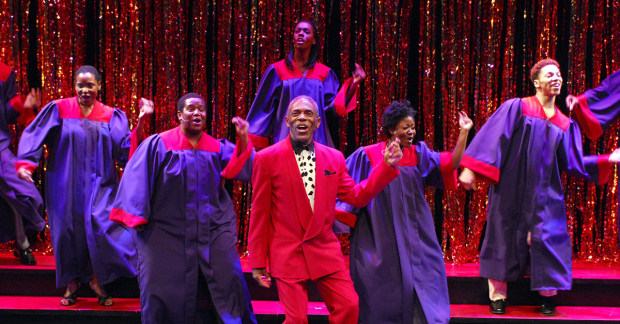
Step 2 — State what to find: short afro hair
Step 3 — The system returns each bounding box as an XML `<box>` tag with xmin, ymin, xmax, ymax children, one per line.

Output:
<box><xmin>74</xmin><ymin>65</ymin><xmax>101</xmax><ymax>82</ymax></box>
<box><xmin>381</xmin><ymin>100</ymin><xmax>417</xmax><ymax>139</ymax></box>
<box><xmin>530</xmin><ymin>58</ymin><xmax>559</xmax><ymax>84</ymax></box>
<box><xmin>176</xmin><ymin>93</ymin><xmax>206</xmax><ymax>112</ymax></box>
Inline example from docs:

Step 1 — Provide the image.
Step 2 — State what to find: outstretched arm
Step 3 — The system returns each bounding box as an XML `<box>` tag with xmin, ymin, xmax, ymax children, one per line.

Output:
<box><xmin>451</xmin><ymin>111</ymin><xmax>473</xmax><ymax>169</ymax></box>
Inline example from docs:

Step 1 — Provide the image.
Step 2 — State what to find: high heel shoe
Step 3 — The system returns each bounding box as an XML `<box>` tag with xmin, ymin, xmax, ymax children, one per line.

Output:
<box><xmin>60</xmin><ymin>282</ymin><xmax>80</xmax><ymax>306</ymax></box>
<box><xmin>89</xmin><ymin>281</ymin><xmax>114</xmax><ymax>307</ymax></box>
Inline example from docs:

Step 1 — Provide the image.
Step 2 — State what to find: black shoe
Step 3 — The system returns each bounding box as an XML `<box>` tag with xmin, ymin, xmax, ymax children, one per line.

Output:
<box><xmin>489</xmin><ymin>299</ymin><xmax>507</xmax><ymax>314</ymax></box>
<box><xmin>13</xmin><ymin>247</ymin><xmax>37</xmax><ymax>265</ymax></box>
<box><xmin>540</xmin><ymin>297</ymin><xmax>556</xmax><ymax>316</ymax></box>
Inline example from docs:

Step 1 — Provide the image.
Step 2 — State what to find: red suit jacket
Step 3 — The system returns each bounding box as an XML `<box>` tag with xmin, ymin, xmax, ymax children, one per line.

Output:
<box><xmin>249</xmin><ymin>138</ymin><xmax>399</xmax><ymax>280</ymax></box>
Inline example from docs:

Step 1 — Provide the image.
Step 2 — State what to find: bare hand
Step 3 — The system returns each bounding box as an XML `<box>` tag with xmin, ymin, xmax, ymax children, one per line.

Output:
<box><xmin>609</xmin><ymin>149</ymin><xmax>620</xmax><ymax>164</ymax></box>
<box><xmin>139</xmin><ymin>98</ymin><xmax>154</xmax><ymax>120</ymax></box>
<box><xmin>458</xmin><ymin>167</ymin><xmax>477</xmax><ymax>190</ymax></box>
<box><xmin>24</xmin><ymin>88</ymin><xmax>42</xmax><ymax>110</ymax></box>
<box><xmin>232</xmin><ymin>116</ymin><xmax>249</xmax><ymax>143</ymax></box>
<box><xmin>383</xmin><ymin>137</ymin><xmax>403</xmax><ymax>167</ymax></box>
<box><xmin>566</xmin><ymin>95</ymin><xmax>578</xmax><ymax>112</ymax></box>
<box><xmin>17</xmin><ymin>168</ymin><xmax>34</xmax><ymax>183</ymax></box>
<box><xmin>458</xmin><ymin>111</ymin><xmax>473</xmax><ymax>131</ymax></box>
<box><xmin>252</xmin><ymin>268</ymin><xmax>272</xmax><ymax>288</ymax></box>
<box><xmin>352</xmin><ymin>63</ymin><xmax>366</xmax><ymax>84</ymax></box>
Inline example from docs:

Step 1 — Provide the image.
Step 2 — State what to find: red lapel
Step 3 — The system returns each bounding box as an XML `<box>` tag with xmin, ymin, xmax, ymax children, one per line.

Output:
<box><xmin>281</xmin><ymin>139</ymin><xmax>314</xmax><ymax>231</ymax></box>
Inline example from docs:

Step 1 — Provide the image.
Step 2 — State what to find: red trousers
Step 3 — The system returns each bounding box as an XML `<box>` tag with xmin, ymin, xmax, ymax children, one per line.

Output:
<box><xmin>275</xmin><ymin>270</ymin><xmax>359</xmax><ymax>324</ymax></box>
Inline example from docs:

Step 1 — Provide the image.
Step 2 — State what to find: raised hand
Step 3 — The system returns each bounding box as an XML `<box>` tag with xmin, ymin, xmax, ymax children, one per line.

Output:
<box><xmin>17</xmin><ymin>168</ymin><xmax>34</xmax><ymax>183</ymax></box>
<box><xmin>352</xmin><ymin>63</ymin><xmax>367</xmax><ymax>85</ymax></box>
<box><xmin>458</xmin><ymin>111</ymin><xmax>473</xmax><ymax>131</ymax></box>
<box><xmin>608</xmin><ymin>148</ymin><xmax>620</xmax><ymax>164</ymax></box>
<box><xmin>565</xmin><ymin>95</ymin><xmax>578</xmax><ymax>112</ymax></box>
<box><xmin>24</xmin><ymin>88</ymin><xmax>42</xmax><ymax>110</ymax></box>
<box><xmin>252</xmin><ymin>268</ymin><xmax>272</xmax><ymax>288</ymax></box>
<box><xmin>383</xmin><ymin>137</ymin><xmax>403</xmax><ymax>167</ymax></box>
<box><xmin>232</xmin><ymin>116</ymin><xmax>249</xmax><ymax>142</ymax></box>
<box><xmin>458</xmin><ymin>167</ymin><xmax>477</xmax><ymax>190</ymax></box>
<box><xmin>139</xmin><ymin>98</ymin><xmax>154</xmax><ymax>119</ymax></box>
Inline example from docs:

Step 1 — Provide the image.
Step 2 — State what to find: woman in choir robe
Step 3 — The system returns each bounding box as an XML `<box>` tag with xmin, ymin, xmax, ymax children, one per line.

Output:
<box><xmin>15</xmin><ymin>65</ymin><xmax>153</xmax><ymax>306</ymax></box>
<box><xmin>110</xmin><ymin>93</ymin><xmax>257</xmax><ymax>324</ymax></box>
<box><xmin>459</xmin><ymin>59</ymin><xmax>620</xmax><ymax>316</ymax></box>
<box><xmin>0</xmin><ymin>62</ymin><xmax>45</xmax><ymax>265</ymax></box>
<box><xmin>336</xmin><ymin>100</ymin><xmax>472</xmax><ymax>324</ymax></box>
<box><xmin>246</xmin><ymin>19</ymin><xmax>366</xmax><ymax>149</ymax></box>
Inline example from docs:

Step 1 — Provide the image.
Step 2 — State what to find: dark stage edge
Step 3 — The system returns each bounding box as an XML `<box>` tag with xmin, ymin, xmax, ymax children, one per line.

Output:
<box><xmin>1</xmin><ymin>252</ymin><xmax>620</xmax><ymax>323</ymax></box>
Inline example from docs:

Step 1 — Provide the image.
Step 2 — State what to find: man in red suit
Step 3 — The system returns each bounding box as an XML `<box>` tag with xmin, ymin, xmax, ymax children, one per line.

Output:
<box><xmin>249</xmin><ymin>95</ymin><xmax>403</xmax><ymax>324</ymax></box>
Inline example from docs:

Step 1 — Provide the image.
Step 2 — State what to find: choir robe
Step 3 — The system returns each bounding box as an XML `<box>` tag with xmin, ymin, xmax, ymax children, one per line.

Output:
<box><xmin>571</xmin><ymin>69</ymin><xmax>620</xmax><ymax>141</ymax></box>
<box><xmin>570</xmin><ymin>70</ymin><xmax>620</xmax><ymax>240</ymax></box>
<box><xmin>16</xmin><ymin>97</ymin><xmax>139</xmax><ymax>287</ymax></box>
<box><xmin>110</xmin><ymin>127</ymin><xmax>257</xmax><ymax>324</ymax></box>
<box><xmin>246</xmin><ymin>59</ymin><xmax>356</xmax><ymax>148</ymax></box>
<box><xmin>0</xmin><ymin>62</ymin><xmax>45</xmax><ymax>243</ymax></box>
<box><xmin>336</xmin><ymin>142</ymin><xmax>455</xmax><ymax>324</ymax></box>
<box><xmin>461</xmin><ymin>96</ymin><xmax>612</xmax><ymax>291</ymax></box>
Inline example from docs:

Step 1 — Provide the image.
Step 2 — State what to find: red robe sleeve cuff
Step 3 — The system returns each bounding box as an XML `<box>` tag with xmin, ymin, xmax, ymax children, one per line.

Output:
<box><xmin>334</xmin><ymin>77</ymin><xmax>358</xmax><ymax>116</ymax></box>
<box><xmin>440</xmin><ymin>152</ymin><xmax>458</xmax><ymax>190</ymax></box>
<box><xmin>335</xmin><ymin>207</ymin><xmax>357</xmax><ymax>228</ymax></box>
<box><xmin>129</xmin><ymin>127</ymin><xmax>148</xmax><ymax>160</ymax></box>
<box><xmin>248</xmin><ymin>133</ymin><xmax>269</xmax><ymax>149</ymax></box>
<box><xmin>109</xmin><ymin>208</ymin><xmax>149</xmax><ymax>227</ymax></box>
<box><xmin>15</xmin><ymin>160</ymin><xmax>37</xmax><ymax>174</ymax></box>
<box><xmin>460</xmin><ymin>155</ymin><xmax>500</xmax><ymax>184</ymax></box>
<box><xmin>221</xmin><ymin>137</ymin><xmax>254</xmax><ymax>179</ymax></box>
<box><xmin>597</xmin><ymin>154</ymin><xmax>612</xmax><ymax>185</ymax></box>
<box><xmin>574</xmin><ymin>94</ymin><xmax>604</xmax><ymax>141</ymax></box>
<box><xmin>11</xmin><ymin>95</ymin><xmax>36</xmax><ymax>126</ymax></box>
<box><xmin>10</xmin><ymin>95</ymin><xmax>25</xmax><ymax>113</ymax></box>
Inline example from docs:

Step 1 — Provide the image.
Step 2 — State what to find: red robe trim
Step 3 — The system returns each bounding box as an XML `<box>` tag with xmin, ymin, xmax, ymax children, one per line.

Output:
<box><xmin>15</xmin><ymin>160</ymin><xmax>38</xmax><ymax>174</ymax></box>
<box><xmin>574</xmin><ymin>94</ymin><xmax>604</xmax><ymax>140</ymax></box>
<box><xmin>460</xmin><ymin>154</ymin><xmax>500</xmax><ymax>184</ymax></box>
<box><xmin>273</xmin><ymin>60</ymin><xmax>329</xmax><ymax>82</ymax></box>
<box><xmin>596</xmin><ymin>154</ymin><xmax>612</xmax><ymax>185</ymax></box>
<box><xmin>0</xmin><ymin>62</ymin><xmax>11</xmax><ymax>82</ymax></box>
<box><xmin>521</xmin><ymin>96</ymin><xmax>569</xmax><ymax>131</ymax></box>
<box><xmin>109</xmin><ymin>208</ymin><xmax>148</xmax><ymax>227</ymax></box>
<box><xmin>56</xmin><ymin>97</ymin><xmax>114</xmax><ymax>123</ymax></box>
<box><xmin>248</xmin><ymin>133</ymin><xmax>269</xmax><ymax>149</ymax></box>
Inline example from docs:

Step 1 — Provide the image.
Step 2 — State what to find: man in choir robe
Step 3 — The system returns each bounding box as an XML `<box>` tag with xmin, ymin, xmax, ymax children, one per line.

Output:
<box><xmin>249</xmin><ymin>95</ymin><xmax>402</xmax><ymax>324</ymax></box>
<box><xmin>110</xmin><ymin>93</ymin><xmax>257</xmax><ymax>324</ymax></box>
<box><xmin>0</xmin><ymin>61</ymin><xmax>45</xmax><ymax>265</ymax></box>
<box><xmin>459</xmin><ymin>59</ymin><xmax>620</xmax><ymax>316</ymax></box>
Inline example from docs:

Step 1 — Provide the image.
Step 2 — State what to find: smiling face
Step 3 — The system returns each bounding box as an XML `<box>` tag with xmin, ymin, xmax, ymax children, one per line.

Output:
<box><xmin>178</xmin><ymin>97</ymin><xmax>206</xmax><ymax>136</ymax></box>
<box><xmin>534</xmin><ymin>64</ymin><xmax>563</xmax><ymax>97</ymax></box>
<box><xmin>390</xmin><ymin>116</ymin><xmax>416</xmax><ymax>148</ymax></box>
<box><xmin>75</xmin><ymin>72</ymin><xmax>101</xmax><ymax>107</ymax></box>
<box><xmin>293</xmin><ymin>21</ymin><xmax>316</xmax><ymax>52</ymax></box>
<box><xmin>285</xmin><ymin>97</ymin><xmax>321</xmax><ymax>145</ymax></box>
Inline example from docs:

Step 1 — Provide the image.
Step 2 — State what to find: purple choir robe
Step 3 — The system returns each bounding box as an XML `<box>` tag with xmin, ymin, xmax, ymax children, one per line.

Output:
<box><xmin>0</xmin><ymin>62</ymin><xmax>45</xmax><ymax>243</ymax></box>
<box><xmin>571</xmin><ymin>69</ymin><xmax>620</xmax><ymax>141</ymax></box>
<box><xmin>570</xmin><ymin>70</ymin><xmax>620</xmax><ymax>240</ymax></box>
<box><xmin>461</xmin><ymin>96</ymin><xmax>612</xmax><ymax>291</ymax></box>
<box><xmin>336</xmin><ymin>141</ymin><xmax>456</xmax><ymax>324</ymax></box>
<box><xmin>246</xmin><ymin>59</ymin><xmax>356</xmax><ymax>149</ymax></box>
<box><xmin>16</xmin><ymin>97</ymin><xmax>139</xmax><ymax>287</ymax></box>
<box><xmin>110</xmin><ymin>127</ymin><xmax>256</xmax><ymax>324</ymax></box>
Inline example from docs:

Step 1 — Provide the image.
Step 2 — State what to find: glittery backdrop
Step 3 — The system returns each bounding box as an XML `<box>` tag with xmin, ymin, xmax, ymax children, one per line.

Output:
<box><xmin>1</xmin><ymin>0</ymin><xmax>619</xmax><ymax>263</ymax></box>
